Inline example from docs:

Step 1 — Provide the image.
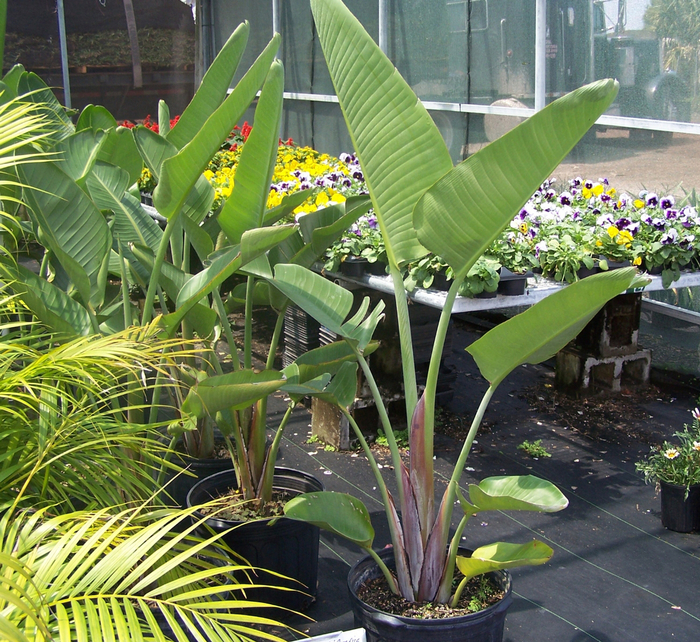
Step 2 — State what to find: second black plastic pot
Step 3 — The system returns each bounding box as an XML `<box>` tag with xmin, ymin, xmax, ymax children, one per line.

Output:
<box><xmin>348</xmin><ymin>548</ymin><xmax>513</xmax><ymax>642</ymax></box>
<box><xmin>660</xmin><ymin>480</ymin><xmax>700</xmax><ymax>533</ymax></box>
<box><xmin>187</xmin><ymin>468</ymin><xmax>322</xmax><ymax>613</ymax></box>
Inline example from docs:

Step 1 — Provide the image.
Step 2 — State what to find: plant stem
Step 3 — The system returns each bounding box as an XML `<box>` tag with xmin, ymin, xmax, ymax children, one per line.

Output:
<box><xmin>342</xmin><ymin>407</ymin><xmax>408</xmax><ymax>594</ymax></box>
<box><xmin>366</xmin><ymin>547</ymin><xmax>400</xmax><ymax>595</ymax></box>
<box><xmin>143</xmin><ymin>219</ymin><xmax>176</xmax><ymax>325</ymax></box>
<box><xmin>266</xmin><ymin>305</ymin><xmax>287</xmax><ymax>370</ymax></box>
<box><xmin>353</xmin><ymin>348</ymin><xmax>405</xmax><ymax>509</ymax></box>
<box><xmin>450</xmin><ymin>385</ymin><xmax>495</xmax><ymax>486</ymax></box>
<box><xmin>389</xmin><ymin>265</ymin><xmax>417</xmax><ymax>421</ymax></box>
<box><xmin>423</xmin><ymin>274</ymin><xmax>464</xmax><ymax>483</ymax></box>
<box><xmin>212</xmin><ymin>289</ymin><xmax>240</xmax><ymax>371</ymax></box>
<box><xmin>258</xmin><ymin>402</ymin><xmax>293</xmax><ymax>503</ymax></box>
<box><xmin>244</xmin><ymin>275</ymin><xmax>254</xmax><ymax>370</ymax></box>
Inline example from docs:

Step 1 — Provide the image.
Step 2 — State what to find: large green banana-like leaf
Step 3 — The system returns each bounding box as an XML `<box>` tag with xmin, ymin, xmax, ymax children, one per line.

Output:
<box><xmin>217</xmin><ymin>60</ymin><xmax>284</xmax><ymax>245</ymax></box>
<box><xmin>167</xmin><ymin>22</ymin><xmax>249</xmax><ymax>150</ymax></box>
<box><xmin>284</xmin><ymin>492</ymin><xmax>375</xmax><ymax>549</ymax></box>
<box><xmin>52</xmin><ymin>130</ymin><xmax>106</xmax><ymax>184</ymax></box>
<box><xmin>76</xmin><ymin>104</ymin><xmax>117</xmax><ymax>132</ymax></box>
<box><xmin>180</xmin><ymin>369</ymin><xmax>285</xmax><ymax>418</ymax></box>
<box><xmin>154</xmin><ymin>35</ymin><xmax>280</xmax><ymax>221</ymax></box>
<box><xmin>129</xmin><ymin>244</ymin><xmax>218</xmax><ymax>338</ymax></box>
<box><xmin>468</xmin><ymin>475</ymin><xmax>568</xmax><ymax>513</ymax></box>
<box><xmin>19</xmin><ymin>161</ymin><xmax>111</xmax><ymax>308</ymax></box>
<box><xmin>310</xmin><ymin>0</ymin><xmax>452</xmax><ymax>268</ymax></box>
<box><xmin>455</xmin><ymin>541</ymin><xmax>554</xmax><ymax>583</ymax></box>
<box><xmin>263</xmin><ymin>188</ymin><xmax>316</xmax><ymax>226</ymax></box>
<box><xmin>240</xmin><ymin>225</ymin><xmax>296</xmax><ymax>267</ymax></box>
<box><xmin>290</xmin><ymin>195</ymin><xmax>372</xmax><ymax>268</ymax></box>
<box><xmin>282</xmin><ymin>360</ymin><xmax>359</xmax><ymax>407</ymax></box>
<box><xmin>161</xmin><ymin>226</ymin><xmax>294</xmax><ymax>334</ymax></box>
<box><xmin>132</xmin><ymin>125</ymin><xmax>173</xmax><ymax>182</ymax></box>
<box><xmin>17</xmin><ymin>71</ymin><xmax>74</xmax><ymax>145</ymax></box>
<box><xmin>181</xmin><ymin>174</ymin><xmax>216</xmax><ymax>226</ymax></box>
<box><xmin>311</xmin><ymin>360</ymin><xmax>359</xmax><ymax>407</ymax></box>
<box><xmin>272</xmin><ymin>264</ymin><xmax>384</xmax><ymax>351</ymax></box>
<box><xmin>466</xmin><ymin>268</ymin><xmax>648</xmax><ymax>386</ymax></box>
<box><xmin>86</xmin><ymin>162</ymin><xmax>162</xmax><ymax>254</ymax></box>
<box><xmin>2</xmin><ymin>64</ymin><xmax>24</xmax><ymax>96</ymax></box>
<box><xmin>0</xmin><ymin>261</ymin><xmax>93</xmax><ymax>337</ymax></box>
<box><xmin>96</xmin><ymin>127</ymin><xmax>143</xmax><ymax>187</ymax></box>
<box><xmin>414</xmin><ymin>80</ymin><xmax>618</xmax><ymax>276</ymax></box>
<box><xmin>282</xmin><ymin>340</ymin><xmax>375</xmax><ymax>384</ymax></box>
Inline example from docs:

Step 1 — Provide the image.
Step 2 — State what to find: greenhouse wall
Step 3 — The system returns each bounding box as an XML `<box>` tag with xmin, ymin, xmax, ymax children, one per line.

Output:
<box><xmin>204</xmin><ymin>0</ymin><xmax>700</xmax><ymax>196</ymax></box>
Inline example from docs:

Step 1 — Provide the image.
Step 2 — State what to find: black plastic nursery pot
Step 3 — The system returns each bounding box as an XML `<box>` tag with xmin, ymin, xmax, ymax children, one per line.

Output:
<box><xmin>348</xmin><ymin>548</ymin><xmax>513</xmax><ymax>642</ymax></box>
<box><xmin>187</xmin><ymin>468</ymin><xmax>322</xmax><ymax>613</ymax></box>
<box><xmin>660</xmin><ymin>481</ymin><xmax>700</xmax><ymax>533</ymax></box>
<box><xmin>497</xmin><ymin>268</ymin><xmax>530</xmax><ymax>296</ymax></box>
<box><xmin>340</xmin><ymin>256</ymin><xmax>370</xmax><ymax>277</ymax></box>
<box><xmin>163</xmin><ymin>453</ymin><xmax>233</xmax><ymax>509</ymax></box>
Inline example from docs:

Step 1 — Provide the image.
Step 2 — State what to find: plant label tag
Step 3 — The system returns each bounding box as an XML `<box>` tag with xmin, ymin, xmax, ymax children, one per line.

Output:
<box><xmin>305</xmin><ymin>629</ymin><xmax>367</xmax><ymax>642</ymax></box>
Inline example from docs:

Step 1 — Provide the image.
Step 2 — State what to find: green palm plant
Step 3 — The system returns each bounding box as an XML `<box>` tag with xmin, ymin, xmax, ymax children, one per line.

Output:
<box><xmin>0</xmin><ymin>294</ymin><xmax>293</xmax><ymax>640</ymax></box>
<box><xmin>0</xmin><ymin>306</ymin><xmax>191</xmax><ymax>511</ymax></box>
<box><xmin>274</xmin><ymin>0</ymin><xmax>650</xmax><ymax>607</ymax></box>
<box><xmin>0</xmin><ymin>499</ymin><xmax>294</xmax><ymax>641</ymax></box>
<box><xmin>1</xmin><ymin>24</ymin><xmax>370</xmax><ymax>509</ymax></box>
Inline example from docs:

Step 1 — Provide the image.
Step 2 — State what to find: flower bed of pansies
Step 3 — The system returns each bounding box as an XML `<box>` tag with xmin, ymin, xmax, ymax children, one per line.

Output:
<box><xmin>136</xmin><ymin>122</ymin><xmax>700</xmax><ymax>295</ymax></box>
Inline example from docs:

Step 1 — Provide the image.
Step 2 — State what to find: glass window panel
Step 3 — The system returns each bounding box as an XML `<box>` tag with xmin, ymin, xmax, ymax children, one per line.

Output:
<box><xmin>212</xmin><ymin>0</ymin><xmax>273</xmax><ymax>86</ymax></box>
<box><xmin>5</xmin><ymin>0</ymin><xmax>195</xmax><ymax>121</ymax></box>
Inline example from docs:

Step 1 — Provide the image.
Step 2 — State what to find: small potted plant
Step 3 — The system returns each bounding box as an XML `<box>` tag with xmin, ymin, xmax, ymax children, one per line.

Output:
<box><xmin>636</xmin><ymin>408</ymin><xmax>700</xmax><ymax>533</ymax></box>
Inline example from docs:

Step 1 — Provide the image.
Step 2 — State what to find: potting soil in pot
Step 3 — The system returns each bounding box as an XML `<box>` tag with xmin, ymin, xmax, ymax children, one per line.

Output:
<box><xmin>196</xmin><ymin>487</ymin><xmax>294</xmax><ymax>521</ymax></box>
<box><xmin>357</xmin><ymin>574</ymin><xmax>505</xmax><ymax>618</ymax></box>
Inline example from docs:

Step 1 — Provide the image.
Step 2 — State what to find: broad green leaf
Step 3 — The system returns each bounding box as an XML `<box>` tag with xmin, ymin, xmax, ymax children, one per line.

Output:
<box><xmin>133</xmin><ymin>125</ymin><xmax>174</xmax><ymax>182</ymax></box>
<box><xmin>217</xmin><ymin>60</ymin><xmax>284</xmax><ymax>244</ymax></box>
<box><xmin>466</xmin><ymin>268</ymin><xmax>648</xmax><ymax>386</ymax></box>
<box><xmin>154</xmin><ymin>34</ymin><xmax>280</xmax><ymax>221</ymax></box>
<box><xmin>180</xmin><ymin>369</ymin><xmax>285</xmax><ymax>418</ymax></box>
<box><xmin>468</xmin><ymin>475</ymin><xmax>568</xmax><ymax>513</ymax></box>
<box><xmin>182</xmin><ymin>214</ymin><xmax>214</xmax><ymax>263</ymax></box>
<box><xmin>291</xmin><ymin>195</ymin><xmax>372</xmax><ymax>268</ymax></box>
<box><xmin>0</xmin><ymin>261</ymin><xmax>93</xmax><ymax>336</ymax></box>
<box><xmin>86</xmin><ymin>162</ymin><xmax>162</xmax><ymax>256</ymax></box>
<box><xmin>97</xmin><ymin>127</ymin><xmax>143</xmax><ymax>186</ymax></box>
<box><xmin>282</xmin><ymin>340</ymin><xmax>364</xmax><ymax>383</ymax></box>
<box><xmin>240</xmin><ymin>224</ymin><xmax>297</xmax><ymax>266</ymax></box>
<box><xmin>310</xmin><ymin>0</ymin><xmax>452</xmax><ymax>267</ymax></box>
<box><xmin>52</xmin><ymin>130</ymin><xmax>106</xmax><ymax>184</ymax></box>
<box><xmin>455</xmin><ymin>540</ymin><xmax>554</xmax><ymax>582</ymax></box>
<box><xmin>414</xmin><ymin>80</ymin><xmax>618</xmax><ymax>275</ymax></box>
<box><xmin>2</xmin><ymin>64</ymin><xmax>25</xmax><ymax>96</ymax></box>
<box><xmin>263</xmin><ymin>188</ymin><xmax>316</xmax><ymax>225</ymax></box>
<box><xmin>19</xmin><ymin>161</ymin><xmax>111</xmax><ymax>307</ymax></box>
<box><xmin>284</xmin><ymin>491</ymin><xmax>375</xmax><ymax>549</ymax></box>
<box><xmin>167</xmin><ymin>22</ymin><xmax>250</xmax><ymax>150</ymax></box>
<box><xmin>312</xmin><ymin>360</ymin><xmax>359</xmax><ymax>407</ymax></box>
<box><xmin>128</xmin><ymin>244</ymin><xmax>217</xmax><ymax>338</ymax></box>
<box><xmin>280</xmin><ymin>374</ymin><xmax>332</xmax><ymax>400</ymax></box>
<box><xmin>17</xmin><ymin>71</ymin><xmax>74</xmax><ymax>144</ymax></box>
<box><xmin>76</xmin><ymin>105</ymin><xmax>118</xmax><ymax>132</ymax></box>
<box><xmin>181</xmin><ymin>174</ymin><xmax>215</xmax><ymax>226</ymax></box>
<box><xmin>272</xmin><ymin>264</ymin><xmax>384</xmax><ymax>351</ymax></box>
<box><xmin>158</xmin><ymin>99</ymin><xmax>171</xmax><ymax>136</ymax></box>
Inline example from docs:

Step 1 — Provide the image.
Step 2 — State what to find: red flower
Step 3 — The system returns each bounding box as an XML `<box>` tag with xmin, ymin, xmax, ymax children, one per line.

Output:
<box><xmin>241</xmin><ymin>121</ymin><xmax>252</xmax><ymax>141</ymax></box>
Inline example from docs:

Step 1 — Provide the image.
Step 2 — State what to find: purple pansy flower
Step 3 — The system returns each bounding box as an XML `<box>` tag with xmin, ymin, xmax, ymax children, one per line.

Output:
<box><xmin>660</xmin><ymin>195</ymin><xmax>675</xmax><ymax>209</ymax></box>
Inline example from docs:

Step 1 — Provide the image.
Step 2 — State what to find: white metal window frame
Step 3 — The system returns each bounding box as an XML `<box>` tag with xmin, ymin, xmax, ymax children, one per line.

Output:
<box><xmin>269</xmin><ymin>0</ymin><xmax>700</xmax><ymax>137</ymax></box>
